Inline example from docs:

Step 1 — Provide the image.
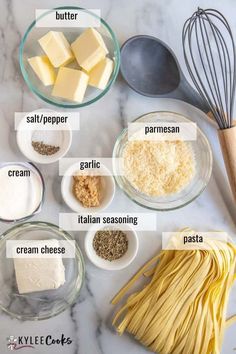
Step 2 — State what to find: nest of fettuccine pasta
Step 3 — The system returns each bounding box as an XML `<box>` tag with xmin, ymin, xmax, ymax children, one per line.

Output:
<box><xmin>112</xmin><ymin>229</ymin><xmax>236</xmax><ymax>354</ymax></box>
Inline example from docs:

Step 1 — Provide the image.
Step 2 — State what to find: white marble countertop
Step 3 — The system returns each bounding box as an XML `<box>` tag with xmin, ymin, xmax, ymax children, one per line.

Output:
<box><xmin>0</xmin><ymin>0</ymin><xmax>236</xmax><ymax>353</ymax></box>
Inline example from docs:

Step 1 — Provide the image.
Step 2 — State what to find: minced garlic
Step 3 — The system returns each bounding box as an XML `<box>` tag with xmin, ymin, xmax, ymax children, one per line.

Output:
<box><xmin>123</xmin><ymin>140</ymin><xmax>195</xmax><ymax>196</ymax></box>
<box><xmin>73</xmin><ymin>175</ymin><xmax>102</xmax><ymax>207</ymax></box>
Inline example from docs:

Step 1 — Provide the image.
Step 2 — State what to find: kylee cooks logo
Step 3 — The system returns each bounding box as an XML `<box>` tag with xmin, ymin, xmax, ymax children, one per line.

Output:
<box><xmin>7</xmin><ymin>336</ymin><xmax>34</xmax><ymax>350</ymax></box>
<box><xmin>7</xmin><ymin>334</ymin><xmax>72</xmax><ymax>350</ymax></box>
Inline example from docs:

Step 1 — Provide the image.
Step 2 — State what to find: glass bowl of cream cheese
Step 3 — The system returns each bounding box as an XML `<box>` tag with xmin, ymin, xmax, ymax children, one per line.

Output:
<box><xmin>0</xmin><ymin>221</ymin><xmax>85</xmax><ymax>320</ymax></box>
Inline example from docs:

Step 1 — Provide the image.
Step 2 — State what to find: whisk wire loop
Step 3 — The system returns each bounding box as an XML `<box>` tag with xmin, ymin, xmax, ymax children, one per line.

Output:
<box><xmin>182</xmin><ymin>8</ymin><xmax>236</xmax><ymax>129</ymax></box>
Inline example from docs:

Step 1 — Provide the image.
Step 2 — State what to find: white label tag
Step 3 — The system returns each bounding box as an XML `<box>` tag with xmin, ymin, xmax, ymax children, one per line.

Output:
<box><xmin>59</xmin><ymin>213</ymin><xmax>157</xmax><ymax>231</ymax></box>
<box><xmin>59</xmin><ymin>157</ymin><xmax>124</xmax><ymax>176</ymax></box>
<box><xmin>162</xmin><ymin>231</ymin><xmax>229</xmax><ymax>250</ymax></box>
<box><xmin>6</xmin><ymin>240</ymin><xmax>76</xmax><ymax>258</ymax></box>
<box><xmin>128</xmin><ymin>122</ymin><xmax>197</xmax><ymax>141</ymax></box>
<box><xmin>15</xmin><ymin>111</ymin><xmax>80</xmax><ymax>131</ymax></box>
<box><xmin>35</xmin><ymin>9</ymin><xmax>101</xmax><ymax>28</ymax></box>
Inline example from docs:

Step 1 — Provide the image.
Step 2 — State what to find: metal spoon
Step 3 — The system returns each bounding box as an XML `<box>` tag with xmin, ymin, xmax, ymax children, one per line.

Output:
<box><xmin>120</xmin><ymin>35</ymin><xmax>210</xmax><ymax>113</ymax></box>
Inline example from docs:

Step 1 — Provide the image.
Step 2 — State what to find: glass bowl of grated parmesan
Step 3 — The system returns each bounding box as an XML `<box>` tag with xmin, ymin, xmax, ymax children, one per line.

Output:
<box><xmin>113</xmin><ymin>111</ymin><xmax>213</xmax><ymax>210</ymax></box>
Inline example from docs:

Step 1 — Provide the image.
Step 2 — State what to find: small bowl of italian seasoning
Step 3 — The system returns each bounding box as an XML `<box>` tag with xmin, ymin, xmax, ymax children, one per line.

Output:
<box><xmin>16</xmin><ymin>111</ymin><xmax>72</xmax><ymax>164</ymax></box>
<box><xmin>84</xmin><ymin>224</ymin><xmax>139</xmax><ymax>270</ymax></box>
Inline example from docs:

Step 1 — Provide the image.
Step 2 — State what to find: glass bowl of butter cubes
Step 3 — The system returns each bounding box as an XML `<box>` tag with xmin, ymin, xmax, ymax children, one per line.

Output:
<box><xmin>19</xmin><ymin>7</ymin><xmax>120</xmax><ymax>108</ymax></box>
<box><xmin>0</xmin><ymin>222</ymin><xmax>85</xmax><ymax>320</ymax></box>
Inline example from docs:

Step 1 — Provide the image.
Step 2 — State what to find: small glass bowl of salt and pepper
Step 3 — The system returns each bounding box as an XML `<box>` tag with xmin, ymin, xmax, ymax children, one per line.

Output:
<box><xmin>16</xmin><ymin>110</ymin><xmax>72</xmax><ymax>164</ymax></box>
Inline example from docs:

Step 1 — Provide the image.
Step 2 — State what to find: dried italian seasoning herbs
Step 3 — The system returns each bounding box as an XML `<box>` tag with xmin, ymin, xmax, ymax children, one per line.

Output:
<box><xmin>93</xmin><ymin>229</ymin><xmax>128</xmax><ymax>261</ymax></box>
<box><xmin>32</xmin><ymin>141</ymin><xmax>60</xmax><ymax>156</ymax></box>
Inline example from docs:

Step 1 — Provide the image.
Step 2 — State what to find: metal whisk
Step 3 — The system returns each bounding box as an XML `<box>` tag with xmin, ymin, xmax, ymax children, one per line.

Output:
<box><xmin>182</xmin><ymin>8</ymin><xmax>236</xmax><ymax>202</ymax></box>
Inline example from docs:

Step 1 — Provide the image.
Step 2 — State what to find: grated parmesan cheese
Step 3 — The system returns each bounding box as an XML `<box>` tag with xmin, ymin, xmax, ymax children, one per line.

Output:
<box><xmin>123</xmin><ymin>140</ymin><xmax>195</xmax><ymax>197</ymax></box>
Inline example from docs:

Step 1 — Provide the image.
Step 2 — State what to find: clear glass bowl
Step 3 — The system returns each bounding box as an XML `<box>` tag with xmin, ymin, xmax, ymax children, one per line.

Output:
<box><xmin>113</xmin><ymin>111</ymin><xmax>213</xmax><ymax>211</ymax></box>
<box><xmin>19</xmin><ymin>7</ymin><xmax>120</xmax><ymax>108</ymax></box>
<box><xmin>0</xmin><ymin>222</ymin><xmax>85</xmax><ymax>320</ymax></box>
<box><xmin>0</xmin><ymin>162</ymin><xmax>45</xmax><ymax>223</ymax></box>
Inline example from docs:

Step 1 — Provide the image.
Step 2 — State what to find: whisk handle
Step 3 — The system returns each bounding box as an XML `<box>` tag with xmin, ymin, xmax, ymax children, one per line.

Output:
<box><xmin>218</xmin><ymin>126</ymin><xmax>236</xmax><ymax>202</ymax></box>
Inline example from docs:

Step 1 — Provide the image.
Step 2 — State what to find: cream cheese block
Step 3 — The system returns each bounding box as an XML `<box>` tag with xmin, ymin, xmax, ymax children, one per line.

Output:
<box><xmin>28</xmin><ymin>55</ymin><xmax>56</xmax><ymax>86</ymax></box>
<box><xmin>52</xmin><ymin>67</ymin><xmax>89</xmax><ymax>103</ymax></box>
<box><xmin>71</xmin><ymin>28</ymin><xmax>109</xmax><ymax>71</ymax></box>
<box><xmin>38</xmin><ymin>31</ymin><xmax>74</xmax><ymax>68</ymax></box>
<box><xmin>14</xmin><ymin>240</ymin><xmax>65</xmax><ymax>294</ymax></box>
<box><xmin>89</xmin><ymin>57</ymin><xmax>113</xmax><ymax>90</ymax></box>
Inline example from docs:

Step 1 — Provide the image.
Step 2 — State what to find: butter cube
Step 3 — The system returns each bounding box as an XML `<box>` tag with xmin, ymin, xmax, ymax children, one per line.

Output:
<box><xmin>38</xmin><ymin>31</ymin><xmax>74</xmax><ymax>68</ymax></box>
<box><xmin>89</xmin><ymin>57</ymin><xmax>113</xmax><ymax>90</ymax></box>
<box><xmin>52</xmin><ymin>67</ymin><xmax>89</xmax><ymax>103</ymax></box>
<box><xmin>71</xmin><ymin>28</ymin><xmax>109</xmax><ymax>71</ymax></box>
<box><xmin>14</xmin><ymin>240</ymin><xmax>65</xmax><ymax>294</ymax></box>
<box><xmin>28</xmin><ymin>55</ymin><xmax>56</xmax><ymax>86</ymax></box>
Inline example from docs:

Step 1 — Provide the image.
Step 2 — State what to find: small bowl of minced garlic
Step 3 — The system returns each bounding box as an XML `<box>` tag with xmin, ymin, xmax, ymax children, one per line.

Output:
<box><xmin>61</xmin><ymin>162</ymin><xmax>116</xmax><ymax>213</ymax></box>
<box><xmin>84</xmin><ymin>224</ymin><xmax>139</xmax><ymax>270</ymax></box>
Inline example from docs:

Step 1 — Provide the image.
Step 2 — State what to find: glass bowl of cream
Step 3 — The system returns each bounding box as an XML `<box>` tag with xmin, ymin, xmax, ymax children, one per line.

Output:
<box><xmin>0</xmin><ymin>221</ymin><xmax>85</xmax><ymax>320</ymax></box>
<box><xmin>113</xmin><ymin>111</ymin><xmax>213</xmax><ymax>211</ymax></box>
<box><xmin>0</xmin><ymin>162</ymin><xmax>45</xmax><ymax>223</ymax></box>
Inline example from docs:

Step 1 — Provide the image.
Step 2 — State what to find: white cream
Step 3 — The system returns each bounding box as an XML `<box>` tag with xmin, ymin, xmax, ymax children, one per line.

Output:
<box><xmin>0</xmin><ymin>165</ymin><xmax>43</xmax><ymax>220</ymax></box>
